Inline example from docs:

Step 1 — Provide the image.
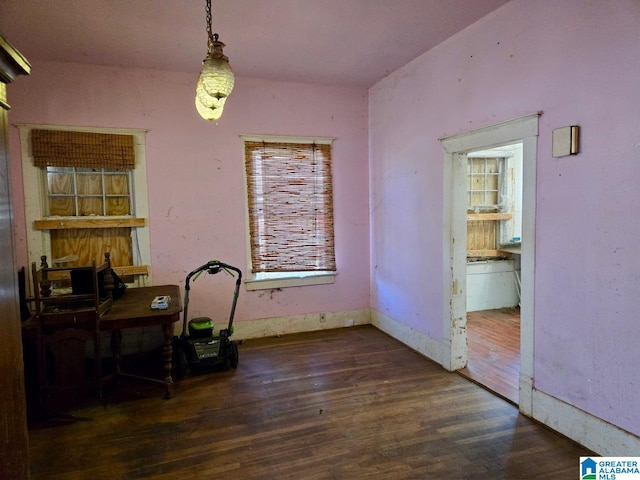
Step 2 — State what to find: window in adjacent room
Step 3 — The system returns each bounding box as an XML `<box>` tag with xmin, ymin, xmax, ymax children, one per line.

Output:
<box><xmin>241</xmin><ymin>135</ymin><xmax>336</xmax><ymax>290</ymax></box>
<box><xmin>19</xmin><ymin>126</ymin><xmax>151</xmax><ymax>289</ymax></box>
<box><xmin>466</xmin><ymin>144</ymin><xmax>522</xmax><ymax>259</ymax></box>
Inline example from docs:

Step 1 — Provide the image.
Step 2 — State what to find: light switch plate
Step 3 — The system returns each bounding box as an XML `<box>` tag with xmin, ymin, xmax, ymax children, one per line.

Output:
<box><xmin>552</xmin><ymin>126</ymin><xmax>579</xmax><ymax>157</ymax></box>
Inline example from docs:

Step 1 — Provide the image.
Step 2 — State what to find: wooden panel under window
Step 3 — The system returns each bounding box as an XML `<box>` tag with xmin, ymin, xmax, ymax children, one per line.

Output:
<box><xmin>50</xmin><ymin>227</ymin><xmax>133</xmax><ymax>268</ymax></box>
<box><xmin>467</xmin><ymin>211</ymin><xmax>514</xmax><ymax>258</ymax></box>
<box><xmin>468</xmin><ymin>216</ymin><xmax>497</xmax><ymax>253</ymax></box>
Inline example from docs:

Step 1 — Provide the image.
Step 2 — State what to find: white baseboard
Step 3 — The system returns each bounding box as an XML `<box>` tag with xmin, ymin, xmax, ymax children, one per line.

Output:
<box><xmin>234</xmin><ymin>308</ymin><xmax>370</xmax><ymax>340</ymax></box>
<box><xmin>106</xmin><ymin>309</ymin><xmax>371</xmax><ymax>355</ymax></box>
<box><xmin>370</xmin><ymin>309</ymin><xmax>442</xmax><ymax>365</ymax></box>
<box><xmin>518</xmin><ymin>373</ymin><xmax>533</xmax><ymax>417</ymax></box>
<box><xmin>531</xmin><ymin>388</ymin><xmax>640</xmax><ymax>456</ymax></box>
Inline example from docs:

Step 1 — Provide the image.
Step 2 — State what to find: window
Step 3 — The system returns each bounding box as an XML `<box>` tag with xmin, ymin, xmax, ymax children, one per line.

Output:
<box><xmin>466</xmin><ymin>144</ymin><xmax>522</xmax><ymax>259</ymax></box>
<box><xmin>242</xmin><ymin>135</ymin><xmax>336</xmax><ymax>290</ymax></box>
<box><xmin>467</xmin><ymin>156</ymin><xmax>504</xmax><ymax>211</ymax></box>
<box><xmin>46</xmin><ymin>166</ymin><xmax>132</xmax><ymax>217</ymax></box>
<box><xmin>19</xmin><ymin>126</ymin><xmax>151</xmax><ymax>287</ymax></box>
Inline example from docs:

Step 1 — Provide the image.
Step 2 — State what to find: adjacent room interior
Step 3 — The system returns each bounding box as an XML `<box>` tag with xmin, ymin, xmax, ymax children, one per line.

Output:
<box><xmin>461</xmin><ymin>143</ymin><xmax>523</xmax><ymax>404</ymax></box>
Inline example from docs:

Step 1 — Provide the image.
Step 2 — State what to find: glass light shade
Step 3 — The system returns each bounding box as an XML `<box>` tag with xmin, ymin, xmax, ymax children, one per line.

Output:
<box><xmin>195</xmin><ymin>53</ymin><xmax>234</xmax><ymax>120</ymax></box>
<box><xmin>195</xmin><ymin>92</ymin><xmax>226</xmax><ymax>120</ymax></box>
<box><xmin>200</xmin><ymin>56</ymin><xmax>234</xmax><ymax>99</ymax></box>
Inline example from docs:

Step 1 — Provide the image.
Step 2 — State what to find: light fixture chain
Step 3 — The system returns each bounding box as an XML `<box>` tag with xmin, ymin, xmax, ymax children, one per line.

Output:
<box><xmin>197</xmin><ymin>0</ymin><xmax>234</xmax><ymax>120</ymax></box>
<box><xmin>205</xmin><ymin>0</ymin><xmax>213</xmax><ymax>43</ymax></box>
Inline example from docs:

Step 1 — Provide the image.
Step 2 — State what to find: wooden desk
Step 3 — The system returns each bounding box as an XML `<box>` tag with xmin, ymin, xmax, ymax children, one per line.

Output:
<box><xmin>102</xmin><ymin>285</ymin><xmax>182</xmax><ymax>399</ymax></box>
<box><xmin>21</xmin><ymin>285</ymin><xmax>182</xmax><ymax>408</ymax></box>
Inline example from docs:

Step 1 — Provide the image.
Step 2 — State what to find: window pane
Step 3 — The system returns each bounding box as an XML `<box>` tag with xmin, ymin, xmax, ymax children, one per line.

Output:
<box><xmin>471</xmin><ymin>191</ymin><xmax>484</xmax><ymax>207</ymax></box>
<box><xmin>470</xmin><ymin>175</ymin><xmax>484</xmax><ymax>192</ymax></box>
<box><xmin>486</xmin><ymin>173</ymin><xmax>498</xmax><ymax>191</ymax></box>
<box><xmin>76</xmin><ymin>173</ymin><xmax>103</xmax><ymax>195</ymax></box>
<box><xmin>49</xmin><ymin>197</ymin><xmax>76</xmax><ymax>216</ymax></box>
<box><xmin>105</xmin><ymin>173</ymin><xmax>129</xmax><ymax>195</ymax></box>
<box><xmin>106</xmin><ymin>197</ymin><xmax>130</xmax><ymax>215</ymax></box>
<box><xmin>78</xmin><ymin>197</ymin><xmax>103</xmax><ymax>216</ymax></box>
<box><xmin>48</xmin><ymin>172</ymin><xmax>74</xmax><ymax>195</ymax></box>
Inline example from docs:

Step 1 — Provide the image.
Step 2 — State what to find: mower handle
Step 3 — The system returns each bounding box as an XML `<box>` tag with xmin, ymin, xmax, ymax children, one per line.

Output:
<box><xmin>184</xmin><ymin>260</ymin><xmax>242</xmax><ymax>289</ymax></box>
<box><xmin>181</xmin><ymin>260</ymin><xmax>243</xmax><ymax>337</ymax></box>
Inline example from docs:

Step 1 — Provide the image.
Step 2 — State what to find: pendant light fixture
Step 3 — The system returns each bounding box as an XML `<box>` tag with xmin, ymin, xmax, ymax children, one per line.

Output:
<box><xmin>195</xmin><ymin>0</ymin><xmax>234</xmax><ymax>120</ymax></box>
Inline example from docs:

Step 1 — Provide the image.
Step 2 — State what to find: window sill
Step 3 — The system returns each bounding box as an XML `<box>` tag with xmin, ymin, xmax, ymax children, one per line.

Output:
<box><xmin>34</xmin><ymin>216</ymin><xmax>146</xmax><ymax>230</ymax></box>
<box><xmin>245</xmin><ymin>272</ymin><xmax>335</xmax><ymax>291</ymax></box>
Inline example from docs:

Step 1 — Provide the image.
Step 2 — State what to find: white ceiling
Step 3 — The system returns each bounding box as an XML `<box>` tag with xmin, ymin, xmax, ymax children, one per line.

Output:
<box><xmin>0</xmin><ymin>0</ymin><xmax>509</xmax><ymax>88</ymax></box>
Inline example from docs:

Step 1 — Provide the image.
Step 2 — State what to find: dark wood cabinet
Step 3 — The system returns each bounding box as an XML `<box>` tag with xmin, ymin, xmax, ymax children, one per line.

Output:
<box><xmin>0</xmin><ymin>32</ymin><xmax>31</xmax><ymax>480</ymax></box>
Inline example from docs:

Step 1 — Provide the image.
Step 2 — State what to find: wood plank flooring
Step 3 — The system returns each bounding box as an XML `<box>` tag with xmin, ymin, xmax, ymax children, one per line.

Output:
<box><xmin>27</xmin><ymin>325</ymin><xmax>590</xmax><ymax>479</ymax></box>
<box><xmin>459</xmin><ymin>308</ymin><xmax>520</xmax><ymax>404</ymax></box>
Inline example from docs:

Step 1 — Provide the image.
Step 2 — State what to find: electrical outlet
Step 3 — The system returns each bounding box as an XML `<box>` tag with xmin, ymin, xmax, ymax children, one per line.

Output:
<box><xmin>345</xmin><ymin>319</ymin><xmax>354</xmax><ymax>327</ymax></box>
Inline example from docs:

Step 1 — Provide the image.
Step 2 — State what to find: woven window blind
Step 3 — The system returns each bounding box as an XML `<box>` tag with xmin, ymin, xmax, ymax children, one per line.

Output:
<box><xmin>32</xmin><ymin>129</ymin><xmax>135</xmax><ymax>169</ymax></box>
<box><xmin>244</xmin><ymin>141</ymin><xmax>336</xmax><ymax>273</ymax></box>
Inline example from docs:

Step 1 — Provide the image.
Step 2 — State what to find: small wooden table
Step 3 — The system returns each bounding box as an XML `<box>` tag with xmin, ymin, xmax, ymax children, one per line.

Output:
<box><xmin>102</xmin><ymin>285</ymin><xmax>182</xmax><ymax>399</ymax></box>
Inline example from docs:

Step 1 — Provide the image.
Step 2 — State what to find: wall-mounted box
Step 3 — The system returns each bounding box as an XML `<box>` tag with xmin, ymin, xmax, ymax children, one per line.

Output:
<box><xmin>552</xmin><ymin>125</ymin><xmax>580</xmax><ymax>157</ymax></box>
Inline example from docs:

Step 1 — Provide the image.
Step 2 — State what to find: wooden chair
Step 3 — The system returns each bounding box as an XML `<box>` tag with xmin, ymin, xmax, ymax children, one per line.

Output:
<box><xmin>31</xmin><ymin>253</ymin><xmax>114</xmax><ymax>412</ymax></box>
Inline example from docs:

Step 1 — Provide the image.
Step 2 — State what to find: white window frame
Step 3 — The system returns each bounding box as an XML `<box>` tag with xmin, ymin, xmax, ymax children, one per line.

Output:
<box><xmin>18</xmin><ymin>124</ymin><xmax>152</xmax><ymax>290</ymax></box>
<box><xmin>240</xmin><ymin>134</ymin><xmax>336</xmax><ymax>291</ymax></box>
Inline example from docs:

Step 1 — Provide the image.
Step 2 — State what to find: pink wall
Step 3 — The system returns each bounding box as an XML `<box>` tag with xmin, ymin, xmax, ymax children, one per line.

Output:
<box><xmin>369</xmin><ymin>0</ymin><xmax>640</xmax><ymax>435</ymax></box>
<box><xmin>7</xmin><ymin>62</ymin><xmax>370</xmax><ymax>322</ymax></box>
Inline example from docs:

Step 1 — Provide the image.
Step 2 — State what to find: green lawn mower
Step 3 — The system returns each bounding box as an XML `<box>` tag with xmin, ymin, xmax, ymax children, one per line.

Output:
<box><xmin>172</xmin><ymin>260</ymin><xmax>242</xmax><ymax>378</ymax></box>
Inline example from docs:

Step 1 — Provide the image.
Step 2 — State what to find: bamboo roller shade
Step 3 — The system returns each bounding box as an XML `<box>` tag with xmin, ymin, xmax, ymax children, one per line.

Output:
<box><xmin>244</xmin><ymin>141</ymin><xmax>336</xmax><ymax>273</ymax></box>
<box><xmin>32</xmin><ymin>129</ymin><xmax>135</xmax><ymax>169</ymax></box>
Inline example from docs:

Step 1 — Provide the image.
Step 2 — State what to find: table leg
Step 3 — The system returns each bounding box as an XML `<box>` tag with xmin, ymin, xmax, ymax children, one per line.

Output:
<box><xmin>161</xmin><ymin>322</ymin><xmax>174</xmax><ymax>399</ymax></box>
<box><xmin>110</xmin><ymin>329</ymin><xmax>123</xmax><ymax>381</ymax></box>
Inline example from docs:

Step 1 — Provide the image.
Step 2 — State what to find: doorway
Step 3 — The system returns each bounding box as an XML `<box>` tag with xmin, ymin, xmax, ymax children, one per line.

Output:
<box><xmin>440</xmin><ymin>113</ymin><xmax>539</xmax><ymax>414</ymax></box>
<box><xmin>460</xmin><ymin>143</ymin><xmax>523</xmax><ymax>404</ymax></box>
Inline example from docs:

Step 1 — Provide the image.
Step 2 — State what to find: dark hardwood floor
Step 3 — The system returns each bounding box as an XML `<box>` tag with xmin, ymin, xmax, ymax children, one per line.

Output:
<box><xmin>459</xmin><ymin>308</ymin><xmax>520</xmax><ymax>404</ymax></box>
<box><xmin>28</xmin><ymin>325</ymin><xmax>589</xmax><ymax>479</ymax></box>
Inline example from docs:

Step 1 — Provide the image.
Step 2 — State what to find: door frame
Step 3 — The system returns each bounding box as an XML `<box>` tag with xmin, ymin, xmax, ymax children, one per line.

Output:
<box><xmin>440</xmin><ymin>113</ymin><xmax>539</xmax><ymax>413</ymax></box>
